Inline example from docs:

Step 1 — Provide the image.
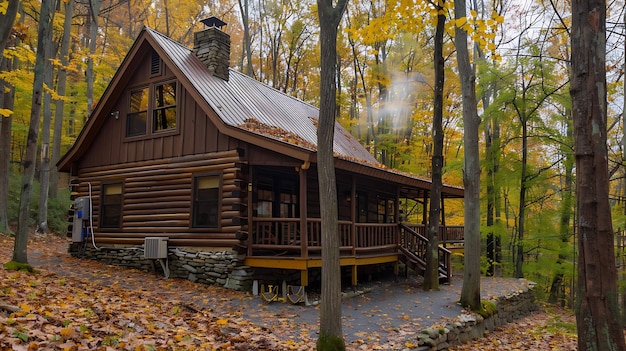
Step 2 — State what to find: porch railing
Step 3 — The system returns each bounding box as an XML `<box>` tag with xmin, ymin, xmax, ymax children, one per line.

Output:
<box><xmin>250</xmin><ymin>218</ymin><xmax>398</xmax><ymax>256</ymax></box>
<box><xmin>248</xmin><ymin>218</ymin><xmax>455</xmax><ymax>282</ymax></box>
<box><xmin>249</xmin><ymin>218</ymin><xmax>461</xmax><ymax>254</ymax></box>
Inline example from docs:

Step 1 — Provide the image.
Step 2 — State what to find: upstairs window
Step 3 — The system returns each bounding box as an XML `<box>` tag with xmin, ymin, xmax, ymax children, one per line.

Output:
<box><xmin>125</xmin><ymin>81</ymin><xmax>178</xmax><ymax>138</ymax></box>
<box><xmin>153</xmin><ymin>82</ymin><xmax>177</xmax><ymax>132</ymax></box>
<box><xmin>127</xmin><ymin>88</ymin><xmax>148</xmax><ymax>137</ymax></box>
<box><xmin>192</xmin><ymin>175</ymin><xmax>220</xmax><ymax>228</ymax></box>
<box><xmin>101</xmin><ymin>183</ymin><xmax>123</xmax><ymax>228</ymax></box>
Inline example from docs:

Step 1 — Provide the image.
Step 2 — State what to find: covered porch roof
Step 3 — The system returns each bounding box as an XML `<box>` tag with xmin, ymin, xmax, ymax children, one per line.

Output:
<box><xmin>332</xmin><ymin>158</ymin><xmax>463</xmax><ymax>199</ymax></box>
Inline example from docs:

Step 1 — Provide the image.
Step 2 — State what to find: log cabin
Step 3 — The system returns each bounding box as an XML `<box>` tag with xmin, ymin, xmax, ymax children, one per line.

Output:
<box><xmin>57</xmin><ymin>17</ymin><xmax>464</xmax><ymax>292</ymax></box>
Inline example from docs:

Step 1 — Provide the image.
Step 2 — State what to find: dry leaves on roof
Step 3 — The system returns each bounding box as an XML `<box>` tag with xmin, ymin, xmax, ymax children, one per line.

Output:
<box><xmin>238</xmin><ymin>118</ymin><xmax>316</xmax><ymax>150</ymax></box>
<box><xmin>239</xmin><ymin>118</ymin><xmax>384</xmax><ymax>168</ymax></box>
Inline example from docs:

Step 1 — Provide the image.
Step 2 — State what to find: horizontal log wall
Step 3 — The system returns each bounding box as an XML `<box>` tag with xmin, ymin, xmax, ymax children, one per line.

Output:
<box><xmin>72</xmin><ymin>149</ymin><xmax>247</xmax><ymax>248</ymax></box>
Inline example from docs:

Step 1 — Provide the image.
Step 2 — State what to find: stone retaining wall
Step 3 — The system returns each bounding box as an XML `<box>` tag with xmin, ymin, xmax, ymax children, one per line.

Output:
<box><xmin>74</xmin><ymin>245</ymin><xmax>255</xmax><ymax>291</ymax></box>
<box><xmin>407</xmin><ymin>281</ymin><xmax>538</xmax><ymax>350</ymax></box>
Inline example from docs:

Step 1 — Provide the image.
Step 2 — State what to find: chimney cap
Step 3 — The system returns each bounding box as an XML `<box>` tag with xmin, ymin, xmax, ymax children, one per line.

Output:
<box><xmin>200</xmin><ymin>16</ymin><xmax>227</xmax><ymax>29</ymax></box>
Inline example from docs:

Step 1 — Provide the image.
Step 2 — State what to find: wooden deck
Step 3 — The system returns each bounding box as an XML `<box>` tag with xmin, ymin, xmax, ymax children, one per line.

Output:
<box><xmin>244</xmin><ymin>218</ymin><xmax>464</xmax><ymax>286</ymax></box>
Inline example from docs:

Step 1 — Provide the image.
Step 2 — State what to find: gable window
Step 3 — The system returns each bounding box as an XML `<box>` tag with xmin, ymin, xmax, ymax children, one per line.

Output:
<box><xmin>125</xmin><ymin>81</ymin><xmax>178</xmax><ymax>138</ymax></box>
<box><xmin>153</xmin><ymin>82</ymin><xmax>177</xmax><ymax>132</ymax></box>
<box><xmin>101</xmin><ymin>183</ymin><xmax>123</xmax><ymax>228</ymax></box>
<box><xmin>127</xmin><ymin>88</ymin><xmax>148</xmax><ymax>137</ymax></box>
<box><xmin>192</xmin><ymin>175</ymin><xmax>220</xmax><ymax>228</ymax></box>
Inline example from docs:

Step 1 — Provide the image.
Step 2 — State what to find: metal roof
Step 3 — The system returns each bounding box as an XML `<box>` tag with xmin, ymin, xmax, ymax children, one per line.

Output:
<box><xmin>146</xmin><ymin>27</ymin><xmax>379</xmax><ymax>165</ymax></box>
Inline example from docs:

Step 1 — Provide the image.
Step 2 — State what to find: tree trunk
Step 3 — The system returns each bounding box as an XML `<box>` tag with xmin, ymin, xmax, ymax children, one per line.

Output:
<box><xmin>622</xmin><ymin>10</ymin><xmax>626</xmax><ymax>325</ymax></box>
<box><xmin>238</xmin><ymin>0</ymin><xmax>254</xmax><ymax>76</ymax></box>
<box><xmin>37</xmin><ymin>32</ymin><xmax>57</xmax><ymax>234</ymax></box>
<box><xmin>424</xmin><ymin>4</ymin><xmax>445</xmax><ymax>291</ymax></box>
<box><xmin>549</xmin><ymin>108</ymin><xmax>574</xmax><ymax>306</ymax></box>
<box><xmin>515</xmin><ymin>120</ymin><xmax>527</xmax><ymax>278</ymax></box>
<box><xmin>622</xmin><ymin>12</ymin><xmax>626</xmax><ymax>170</ymax></box>
<box><xmin>483</xmin><ymin>70</ymin><xmax>501</xmax><ymax>277</ymax></box>
<box><xmin>0</xmin><ymin>53</ymin><xmax>15</xmax><ymax>235</ymax></box>
<box><xmin>571</xmin><ymin>0</ymin><xmax>626</xmax><ymax>348</ymax></box>
<box><xmin>455</xmin><ymin>0</ymin><xmax>481</xmax><ymax>311</ymax></box>
<box><xmin>50</xmin><ymin>0</ymin><xmax>74</xmax><ymax>199</ymax></box>
<box><xmin>14</xmin><ymin>0</ymin><xmax>55</xmax><ymax>263</ymax></box>
<box><xmin>86</xmin><ymin>0</ymin><xmax>99</xmax><ymax>117</ymax></box>
<box><xmin>0</xmin><ymin>0</ymin><xmax>20</xmax><ymax>69</ymax></box>
<box><xmin>484</xmin><ymin>87</ymin><xmax>499</xmax><ymax>277</ymax></box>
<box><xmin>316</xmin><ymin>0</ymin><xmax>347</xmax><ymax>349</ymax></box>
<box><xmin>163</xmin><ymin>0</ymin><xmax>170</xmax><ymax>36</ymax></box>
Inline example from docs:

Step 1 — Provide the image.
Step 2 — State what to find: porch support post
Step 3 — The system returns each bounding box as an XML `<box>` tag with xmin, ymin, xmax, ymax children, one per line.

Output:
<box><xmin>247</xmin><ymin>166</ymin><xmax>254</xmax><ymax>257</ymax></box>
<box><xmin>350</xmin><ymin>175</ymin><xmax>356</xmax><ymax>256</ymax></box>
<box><xmin>299</xmin><ymin>164</ymin><xmax>308</xmax><ymax>259</ymax></box>
<box><xmin>395</xmin><ymin>188</ymin><xmax>401</xmax><ymax>224</ymax></box>
<box><xmin>395</xmin><ymin>187</ymin><xmax>400</xmax><ymax>280</ymax></box>
<box><xmin>351</xmin><ymin>265</ymin><xmax>358</xmax><ymax>286</ymax></box>
<box><xmin>423</xmin><ymin>191</ymin><xmax>429</xmax><ymax>225</ymax></box>
<box><xmin>301</xmin><ymin>269</ymin><xmax>309</xmax><ymax>287</ymax></box>
<box><xmin>441</xmin><ymin>193</ymin><xmax>447</xmax><ymax>247</ymax></box>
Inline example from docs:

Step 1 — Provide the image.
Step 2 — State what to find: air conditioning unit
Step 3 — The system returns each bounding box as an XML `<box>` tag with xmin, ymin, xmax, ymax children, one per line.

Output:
<box><xmin>144</xmin><ymin>237</ymin><xmax>168</xmax><ymax>259</ymax></box>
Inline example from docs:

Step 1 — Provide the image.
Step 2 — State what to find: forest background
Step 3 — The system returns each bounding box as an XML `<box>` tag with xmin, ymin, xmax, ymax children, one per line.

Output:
<box><xmin>1</xmin><ymin>0</ymin><xmax>626</xmax><ymax>318</ymax></box>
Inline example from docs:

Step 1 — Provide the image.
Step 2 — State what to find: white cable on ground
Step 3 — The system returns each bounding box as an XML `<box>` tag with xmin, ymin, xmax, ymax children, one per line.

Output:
<box><xmin>88</xmin><ymin>182</ymin><xmax>101</xmax><ymax>250</ymax></box>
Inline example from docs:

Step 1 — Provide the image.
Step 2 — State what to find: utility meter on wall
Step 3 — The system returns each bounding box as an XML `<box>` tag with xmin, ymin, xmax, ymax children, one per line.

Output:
<box><xmin>71</xmin><ymin>197</ymin><xmax>90</xmax><ymax>242</ymax></box>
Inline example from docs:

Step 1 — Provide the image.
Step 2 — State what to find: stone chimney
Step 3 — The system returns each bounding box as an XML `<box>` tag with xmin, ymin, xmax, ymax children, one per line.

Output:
<box><xmin>193</xmin><ymin>16</ymin><xmax>230</xmax><ymax>81</ymax></box>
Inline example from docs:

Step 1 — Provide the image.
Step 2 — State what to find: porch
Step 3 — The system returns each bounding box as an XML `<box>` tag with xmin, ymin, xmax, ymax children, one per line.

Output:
<box><xmin>243</xmin><ymin>218</ymin><xmax>464</xmax><ymax>286</ymax></box>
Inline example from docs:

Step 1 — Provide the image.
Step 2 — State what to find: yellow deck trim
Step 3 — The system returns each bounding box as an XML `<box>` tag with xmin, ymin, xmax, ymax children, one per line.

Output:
<box><xmin>244</xmin><ymin>254</ymin><xmax>399</xmax><ymax>271</ymax></box>
<box><xmin>244</xmin><ymin>257</ymin><xmax>311</xmax><ymax>270</ymax></box>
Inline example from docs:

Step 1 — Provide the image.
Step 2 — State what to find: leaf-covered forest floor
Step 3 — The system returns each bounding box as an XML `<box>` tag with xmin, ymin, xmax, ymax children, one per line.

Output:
<box><xmin>0</xmin><ymin>232</ymin><xmax>580</xmax><ymax>350</ymax></box>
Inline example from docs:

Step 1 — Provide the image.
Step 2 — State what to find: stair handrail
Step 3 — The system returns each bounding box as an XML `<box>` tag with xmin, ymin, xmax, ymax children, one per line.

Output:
<box><xmin>399</xmin><ymin>224</ymin><xmax>451</xmax><ymax>282</ymax></box>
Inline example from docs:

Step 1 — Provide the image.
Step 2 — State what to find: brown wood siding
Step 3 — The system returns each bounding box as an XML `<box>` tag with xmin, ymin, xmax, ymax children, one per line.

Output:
<box><xmin>72</xmin><ymin>150</ymin><xmax>247</xmax><ymax>248</ymax></box>
<box><xmin>78</xmin><ymin>53</ymin><xmax>243</xmax><ymax>169</ymax></box>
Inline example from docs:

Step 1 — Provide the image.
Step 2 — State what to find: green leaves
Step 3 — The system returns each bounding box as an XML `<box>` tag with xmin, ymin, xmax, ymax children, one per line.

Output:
<box><xmin>12</xmin><ymin>329</ymin><xmax>28</xmax><ymax>342</ymax></box>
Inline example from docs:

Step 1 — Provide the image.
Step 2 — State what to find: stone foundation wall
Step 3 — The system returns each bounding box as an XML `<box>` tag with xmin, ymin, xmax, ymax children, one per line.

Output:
<box><xmin>73</xmin><ymin>245</ymin><xmax>254</xmax><ymax>291</ymax></box>
<box><xmin>408</xmin><ymin>281</ymin><xmax>538</xmax><ymax>350</ymax></box>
